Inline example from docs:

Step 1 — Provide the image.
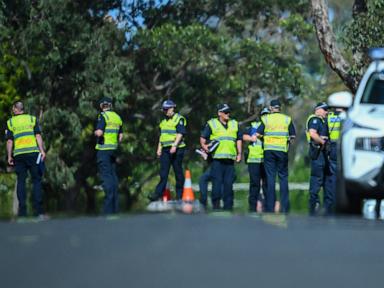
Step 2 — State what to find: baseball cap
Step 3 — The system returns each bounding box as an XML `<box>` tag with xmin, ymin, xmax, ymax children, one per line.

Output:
<box><xmin>315</xmin><ymin>102</ymin><xmax>328</xmax><ymax>110</ymax></box>
<box><xmin>270</xmin><ymin>99</ymin><xmax>281</xmax><ymax>108</ymax></box>
<box><xmin>217</xmin><ymin>103</ymin><xmax>231</xmax><ymax>113</ymax></box>
<box><xmin>162</xmin><ymin>99</ymin><xmax>176</xmax><ymax>109</ymax></box>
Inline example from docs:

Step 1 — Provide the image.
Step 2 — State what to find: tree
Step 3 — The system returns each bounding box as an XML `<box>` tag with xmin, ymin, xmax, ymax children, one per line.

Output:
<box><xmin>311</xmin><ymin>0</ymin><xmax>384</xmax><ymax>93</ymax></box>
<box><xmin>0</xmin><ymin>0</ymin><xmax>343</xmax><ymax>214</ymax></box>
<box><xmin>0</xmin><ymin>0</ymin><xmax>132</xmax><ymax>212</ymax></box>
<box><xmin>123</xmin><ymin>0</ymin><xmax>318</xmax><ymax>165</ymax></box>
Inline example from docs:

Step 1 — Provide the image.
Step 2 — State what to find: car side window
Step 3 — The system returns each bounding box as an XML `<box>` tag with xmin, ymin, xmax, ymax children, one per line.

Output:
<box><xmin>361</xmin><ymin>72</ymin><xmax>384</xmax><ymax>104</ymax></box>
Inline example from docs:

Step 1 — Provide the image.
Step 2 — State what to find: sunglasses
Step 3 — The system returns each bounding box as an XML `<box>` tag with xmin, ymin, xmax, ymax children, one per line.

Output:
<box><xmin>222</xmin><ymin>111</ymin><xmax>230</xmax><ymax>114</ymax></box>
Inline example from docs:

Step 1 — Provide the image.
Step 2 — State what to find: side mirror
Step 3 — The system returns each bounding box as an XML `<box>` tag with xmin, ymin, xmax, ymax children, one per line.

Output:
<box><xmin>327</xmin><ymin>91</ymin><xmax>353</xmax><ymax>109</ymax></box>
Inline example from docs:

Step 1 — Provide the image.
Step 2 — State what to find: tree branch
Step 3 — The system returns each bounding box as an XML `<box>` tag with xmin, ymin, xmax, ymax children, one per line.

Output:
<box><xmin>310</xmin><ymin>0</ymin><xmax>358</xmax><ymax>92</ymax></box>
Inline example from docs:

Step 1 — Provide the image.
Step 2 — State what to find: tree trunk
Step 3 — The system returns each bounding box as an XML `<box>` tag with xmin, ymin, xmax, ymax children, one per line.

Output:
<box><xmin>310</xmin><ymin>0</ymin><xmax>359</xmax><ymax>93</ymax></box>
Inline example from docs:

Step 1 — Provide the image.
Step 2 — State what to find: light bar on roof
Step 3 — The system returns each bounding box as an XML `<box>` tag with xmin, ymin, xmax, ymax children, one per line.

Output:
<box><xmin>368</xmin><ymin>48</ymin><xmax>384</xmax><ymax>61</ymax></box>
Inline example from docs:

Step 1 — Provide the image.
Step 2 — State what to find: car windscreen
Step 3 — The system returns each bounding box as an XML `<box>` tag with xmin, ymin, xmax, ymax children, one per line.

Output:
<box><xmin>361</xmin><ymin>72</ymin><xmax>384</xmax><ymax>104</ymax></box>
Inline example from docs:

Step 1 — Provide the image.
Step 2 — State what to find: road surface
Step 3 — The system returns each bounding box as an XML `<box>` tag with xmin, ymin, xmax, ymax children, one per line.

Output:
<box><xmin>1</xmin><ymin>213</ymin><xmax>383</xmax><ymax>288</ymax></box>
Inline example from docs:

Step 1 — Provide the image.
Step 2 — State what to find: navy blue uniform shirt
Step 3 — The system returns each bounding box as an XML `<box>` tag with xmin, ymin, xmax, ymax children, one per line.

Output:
<box><xmin>243</xmin><ymin>123</ymin><xmax>261</xmax><ymax>137</ymax></box>
<box><xmin>308</xmin><ymin>116</ymin><xmax>327</xmax><ymax>138</ymax></box>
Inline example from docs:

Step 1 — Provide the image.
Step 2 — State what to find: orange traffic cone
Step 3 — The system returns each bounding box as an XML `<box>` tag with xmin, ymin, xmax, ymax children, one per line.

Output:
<box><xmin>162</xmin><ymin>182</ymin><xmax>172</xmax><ymax>202</ymax></box>
<box><xmin>182</xmin><ymin>169</ymin><xmax>195</xmax><ymax>202</ymax></box>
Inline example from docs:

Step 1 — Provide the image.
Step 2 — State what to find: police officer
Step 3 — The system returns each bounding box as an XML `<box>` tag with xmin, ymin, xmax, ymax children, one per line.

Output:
<box><xmin>148</xmin><ymin>100</ymin><xmax>187</xmax><ymax>201</ymax></box>
<box><xmin>197</xmin><ymin>140</ymin><xmax>226</xmax><ymax>207</ymax></box>
<box><xmin>5</xmin><ymin>101</ymin><xmax>46</xmax><ymax>217</ymax></box>
<box><xmin>200</xmin><ymin>104</ymin><xmax>242</xmax><ymax>210</ymax></box>
<box><xmin>325</xmin><ymin>107</ymin><xmax>344</xmax><ymax>211</ymax></box>
<box><xmin>306</xmin><ymin>102</ymin><xmax>333</xmax><ymax>215</ymax></box>
<box><xmin>243</xmin><ymin>108</ymin><xmax>269</xmax><ymax>212</ymax></box>
<box><xmin>256</xmin><ymin>99</ymin><xmax>296</xmax><ymax>213</ymax></box>
<box><xmin>94</xmin><ymin>97</ymin><xmax>123</xmax><ymax>214</ymax></box>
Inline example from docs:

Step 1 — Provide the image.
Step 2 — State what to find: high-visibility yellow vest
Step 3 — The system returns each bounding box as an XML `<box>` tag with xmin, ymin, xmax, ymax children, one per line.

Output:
<box><xmin>247</xmin><ymin>121</ymin><xmax>264</xmax><ymax>163</ymax></box>
<box><xmin>327</xmin><ymin>112</ymin><xmax>341</xmax><ymax>142</ymax></box>
<box><xmin>7</xmin><ymin>114</ymin><xmax>39</xmax><ymax>156</ymax></box>
<box><xmin>262</xmin><ymin>113</ymin><xmax>291</xmax><ymax>152</ymax></box>
<box><xmin>159</xmin><ymin>113</ymin><xmax>186</xmax><ymax>148</ymax></box>
<box><xmin>208</xmin><ymin>118</ymin><xmax>238</xmax><ymax>160</ymax></box>
<box><xmin>95</xmin><ymin>111</ymin><xmax>122</xmax><ymax>150</ymax></box>
<box><xmin>306</xmin><ymin>114</ymin><xmax>325</xmax><ymax>143</ymax></box>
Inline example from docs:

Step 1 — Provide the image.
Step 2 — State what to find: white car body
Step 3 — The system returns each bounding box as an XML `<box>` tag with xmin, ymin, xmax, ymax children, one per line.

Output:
<box><xmin>328</xmin><ymin>55</ymin><xmax>384</xmax><ymax>213</ymax></box>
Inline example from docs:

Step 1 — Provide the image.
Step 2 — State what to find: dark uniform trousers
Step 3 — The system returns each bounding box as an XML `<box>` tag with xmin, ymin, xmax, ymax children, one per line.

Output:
<box><xmin>14</xmin><ymin>152</ymin><xmax>43</xmax><ymax>216</ymax></box>
<box><xmin>309</xmin><ymin>151</ymin><xmax>334</xmax><ymax>215</ymax></box>
<box><xmin>248</xmin><ymin>163</ymin><xmax>267</xmax><ymax>212</ymax></box>
<box><xmin>199</xmin><ymin>165</ymin><xmax>232</xmax><ymax>207</ymax></box>
<box><xmin>329</xmin><ymin>142</ymin><xmax>338</xmax><ymax>210</ymax></box>
<box><xmin>199</xmin><ymin>166</ymin><xmax>212</xmax><ymax>207</ymax></box>
<box><xmin>155</xmin><ymin>147</ymin><xmax>185</xmax><ymax>200</ymax></box>
<box><xmin>211</xmin><ymin>159</ymin><xmax>235</xmax><ymax>210</ymax></box>
<box><xmin>264</xmin><ymin>150</ymin><xmax>289</xmax><ymax>213</ymax></box>
<box><xmin>97</xmin><ymin>150</ymin><xmax>119</xmax><ymax>214</ymax></box>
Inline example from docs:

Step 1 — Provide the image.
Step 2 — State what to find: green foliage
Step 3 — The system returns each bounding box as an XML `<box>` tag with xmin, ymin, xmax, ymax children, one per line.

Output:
<box><xmin>0</xmin><ymin>0</ymin><xmax>353</xmax><ymax>215</ymax></box>
<box><xmin>343</xmin><ymin>0</ymin><xmax>384</xmax><ymax>74</ymax></box>
<box><xmin>288</xmin><ymin>156</ymin><xmax>310</xmax><ymax>182</ymax></box>
<box><xmin>345</xmin><ymin>0</ymin><xmax>384</xmax><ymax>49</ymax></box>
<box><xmin>0</xmin><ymin>172</ymin><xmax>16</xmax><ymax>218</ymax></box>
<box><xmin>0</xmin><ymin>0</ymin><xmax>132</xmax><ymax>212</ymax></box>
<box><xmin>0</xmin><ymin>45</ymin><xmax>24</xmax><ymax>124</ymax></box>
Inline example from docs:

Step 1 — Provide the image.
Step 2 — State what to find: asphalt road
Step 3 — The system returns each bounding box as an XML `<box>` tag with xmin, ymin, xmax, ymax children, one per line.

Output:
<box><xmin>1</xmin><ymin>213</ymin><xmax>383</xmax><ymax>288</ymax></box>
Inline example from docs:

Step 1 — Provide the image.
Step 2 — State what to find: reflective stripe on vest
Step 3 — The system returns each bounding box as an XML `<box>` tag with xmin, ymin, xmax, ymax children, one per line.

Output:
<box><xmin>247</xmin><ymin>121</ymin><xmax>264</xmax><ymax>163</ymax></box>
<box><xmin>306</xmin><ymin>114</ymin><xmax>324</xmax><ymax>143</ymax></box>
<box><xmin>7</xmin><ymin>114</ymin><xmax>39</xmax><ymax>156</ymax></box>
<box><xmin>262</xmin><ymin>113</ymin><xmax>291</xmax><ymax>152</ymax></box>
<box><xmin>208</xmin><ymin>118</ymin><xmax>238</xmax><ymax>160</ymax></box>
<box><xmin>327</xmin><ymin>112</ymin><xmax>341</xmax><ymax>142</ymax></box>
<box><xmin>159</xmin><ymin>113</ymin><xmax>187</xmax><ymax>148</ymax></box>
<box><xmin>96</xmin><ymin>111</ymin><xmax>122</xmax><ymax>150</ymax></box>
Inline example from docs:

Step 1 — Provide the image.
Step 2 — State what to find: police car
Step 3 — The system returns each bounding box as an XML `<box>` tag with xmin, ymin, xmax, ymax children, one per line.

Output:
<box><xmin>328</xmin><ymin>48</ymin><xmax>384</xmax><ymax>214</ymax></box>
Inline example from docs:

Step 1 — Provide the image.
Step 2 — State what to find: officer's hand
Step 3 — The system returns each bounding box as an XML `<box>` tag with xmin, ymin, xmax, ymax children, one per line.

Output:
<box><xmin>251</xmin><ymin>135</ymin><xmax>257</xmax><ymax>142</ymax></box>
<box><xmin>8</xmin><ymin>156</ymin><xmax>14</xmax><ymax>166</ymax></box>
<box><xmin>170</xmin><ymin>146</ymin><xmax>177</xmax><ymax>154</ymax></box>
<box><xmin>236</xmin><ymin>154</ymin><xmax>241</xmax><ymax>163</ymax></box>
<box><xmin>201</xmin><ymin>144</ymin><xmax>209</xmax><ymax>153</ymax></box>
<box><xmin>41</xmin><ymin>151</ymin><xmax>46</xmax><ymax>161</ymax></box>
<box><xmin>157</xmin><ymin>148</ymin><xmax>162</xmax><ymax>158</ymax></box>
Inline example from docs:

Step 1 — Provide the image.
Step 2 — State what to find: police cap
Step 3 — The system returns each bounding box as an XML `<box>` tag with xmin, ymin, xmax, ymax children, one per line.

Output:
<box><xmin>99</xmin><ymin>97</ymin><xmax>113</xmax><ymax>105</ymax></box>
<box><xmin>270</xmin><ymin>99</ymin><xmax>281</xmax><ymax>108</ymax></box>
<box><xmin>217</xmin><ymin>103</ymin><xmax>231</xmax><ymax>113</ymax></box>
<box><xmin>315</xmin><ymin>102</ymin><xmax>328</xmax><ymax>111</ymax></box>
<box><xmin>162</xmin><ymin>99</ymin><xmax>176</xmax><ymax>109</ymax></box>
